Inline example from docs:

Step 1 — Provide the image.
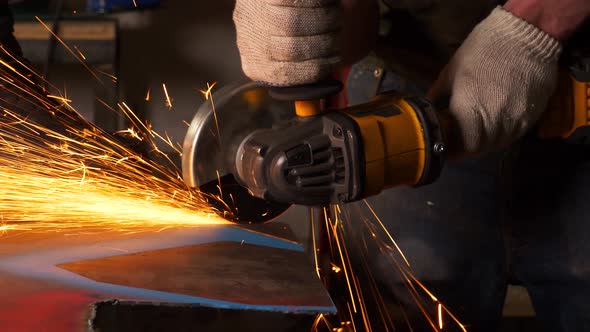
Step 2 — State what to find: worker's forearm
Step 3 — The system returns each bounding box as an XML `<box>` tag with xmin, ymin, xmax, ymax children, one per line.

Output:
<box><xmin>341</xmin><ymin>0</ymin><xmax>379</xmax><ymax>65</ymax></box>
<box><xmin>504</xmin><ymin>0</ymin><xmax>590</xmax><ymax>41</ymax></box>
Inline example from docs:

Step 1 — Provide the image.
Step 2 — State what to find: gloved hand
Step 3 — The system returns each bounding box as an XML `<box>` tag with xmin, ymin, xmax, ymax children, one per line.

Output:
<box><xmin>233</xmin><ymin>0</ymin><xmax>341</xmax><ymax>86</ymax></box>
<box><xmin>429</xmin><ymin>6</ymin><xmax>562</xmax><ymax>155</ymax></box>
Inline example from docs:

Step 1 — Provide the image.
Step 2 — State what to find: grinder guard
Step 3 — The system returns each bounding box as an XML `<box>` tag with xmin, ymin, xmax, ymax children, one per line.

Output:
<box><xmin>182</xmin><ymin>80</ymin><xmax>294</xmax><ymax>223</ymax></box>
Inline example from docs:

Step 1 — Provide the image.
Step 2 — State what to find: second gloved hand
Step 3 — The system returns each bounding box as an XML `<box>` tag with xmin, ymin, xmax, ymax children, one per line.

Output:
<box><xmin>233</xmin><ymin>0</ymin><xmax>341</xmax><ymax>86</ymax></box>
<box><xmin>430</xmin><ymin>6</ymin><xmax>562</xmax><ymax>155</ymax></box>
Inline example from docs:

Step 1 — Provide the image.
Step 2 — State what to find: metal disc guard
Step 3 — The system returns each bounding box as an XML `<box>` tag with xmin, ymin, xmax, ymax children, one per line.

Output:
<box><xmin>182</xmin><ymin>80</ymin><xmax>295</xmax><ymax>223</ymax></box>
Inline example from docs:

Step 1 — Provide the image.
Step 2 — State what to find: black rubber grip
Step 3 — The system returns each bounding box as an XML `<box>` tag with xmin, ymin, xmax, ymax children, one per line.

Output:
<box><xmin>268</xmin><ymin>80</ymin><xmax>343</xmax><ymax>101</ymax></box>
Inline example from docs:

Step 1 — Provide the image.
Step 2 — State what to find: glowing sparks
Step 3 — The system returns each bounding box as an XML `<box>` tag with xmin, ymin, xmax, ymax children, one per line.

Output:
<box><xmin>73</xmin><ymin>45</ymin><xmax>87</xmax><ymax>60</ymax></box>
<box><xmin>0</xmin><ymin>47</ymin><xmax>230</xmax><ymax>237</ymax></box>
<box><xmin>47</xmin><ymin>94</ymin><xmax>73</xmax><ymax>103</ymax></box>
<box><xmin>311</xmin><ymin>314</ymin><xmax>331</xmax><ymax>331</ymax></box>
<box><xmin>330</xmin><ymin>208</ymin><xmax>357</xmax><ymax>314</ymax></box>
<box><xmin>0</xmin><ymin>57</ymin><xmax>34</xmax><ymax>85</ymax></box>
<box><xmin>199</xmin><ymin>82</ymin><xmax>221</xmax><ymax>147</ymax></box>
<box><xmin>35</xmin><ymin>16</ymin><xmax>103</xmax><ymax>84</ymax></box>
<box><xmin>199</xmin><ymin>81</ymin><xmax>217</xmax><ymax>100</ymax></box>
<box><xmin>95</xmin><ymin>68</ymin><xmax>118</xmax><ymax>83</ymax></box>
<box><xmin>331</xmin><ymin>263</ymin><xmax>341</xmax><ymax>273</ymax></box>
<box><xmin>0</xmin><ymin>105</ymin><xmax>228</xmax><ymax>232</ymax></box>
<box><xmin>145</xmin><ymin>88</ymin><xmax>151</xmax><ymax>101</ymax></box>
<box><xmin>114</xmin><ymin>127</ymin><xmax>143</xmax><ymax>141</ymax></box>
<box><xmin>133</xmin><ymin>0</ymin><xmax>138</xmax><ymax>7</ymax></box>
<box><xmin>438</xmin><ymin>303</ymin><xmax>443</xmax><ymax>330</ymax></box>
<box><xmin>311</xmin><ymin>210</ymin><xmax>321</xmax><ymax>279</ymax></box>
<box><xmin>163</xmin><ymin>83</ymin><xmax>172</xmax><ymax>109</ymax></box>
<box><xmin>312</xmin><ymin>201</ymin><xmax>468</xmax><ymax>332</ymax></box>
<box><xmin>363</xmin><ymin>199</ymin><xmax>411</xmax><ymax>267</ymax></box>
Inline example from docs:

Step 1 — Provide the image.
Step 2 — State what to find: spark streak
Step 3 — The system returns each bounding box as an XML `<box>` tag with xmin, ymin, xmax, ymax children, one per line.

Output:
<box><xmin>363</xmin><ymin>199</ymin><xmax>411</xmax><ymax>267</ymax></box>
<box><xmin>47</xmin><ymin>95</ymin><xmax>73</xmax><ymax>103</ymax></box>
<box><xmin>311</xmin><ymin>210</ymin><xmax>321</xmax><ymax>279</ymax></box>
<box><xmin>73</xmin><ymin>45</ymin><xmax>87</xmax><ymax>60</ymax></box>
<box><xmin>95</xmin><ymin>68</ymin><xmax>118</xmax><ymax>83</ymax></box>
<box><xmin>35</xmin><ymin>16</ymin><xmax>103</xmax><ymax>84</ymax></box>
<box><xmin>199</xmin><ymin>82</ymin><xmax>221</xmax><ymax>148</ymax></box>
<box><xmin>438</xmin><ymin>303</ymin><xmax>443</xmax><ymax>330</ymax></box>
<box><xmin>163</xmin><ymin>83</ymin><xmax>172</xmax><ymax>109</ymax></box>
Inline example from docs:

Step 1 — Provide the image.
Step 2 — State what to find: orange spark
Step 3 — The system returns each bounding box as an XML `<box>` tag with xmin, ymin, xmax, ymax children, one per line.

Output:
<box><xmin>331</xmin><ymin>263</ymin><xmax>341</xmax><ymax>273</ymax></box>
<box><xmin>199</xmin><ymin>82</ymin><xmax>221</xmax><ymax>147</ymax></box>
<box><xmin>35</xmin><ymin>16</ymin><xmax>103</xmax><ymax>84</ymax></box>
<box><xmin>163</xmin><ymin>83</ymin><xmax>172</xmax><ymax>109</ymax></box>
<box><xmin>0</xmin><ymin>57</ymin><xmax>34</xmax><ymax>85</ymax></box>
<box><xmin>47</xmin><ymin>94</ymin><xmax>73</xmax><ymax>103</ymax></box>
<box><xmin>145</xmin><ymin>88</ymin><xmax>151</xmax><ymax>101</ymax></box>
<box><xmin>95</xmin><ymin>68</ymin><xmax>118</xmax><ymax>83</ymax></box>
<box><xmin>73</xmin><ymin>45</ymin><xmax>87</xmax><ymax>60</ymax></box>
<box><xmin>311</xmin><ymin>211</ymin><xmax>321</xmax><ymax>279</ymax></box>
<box><xmin>363</xmin><ymin>199</ymin><xmax>411</xmax><ymax>267</ymax></box>
<box><xmin>330</xmin><ymin>208</ymin><xmax>357</xmax><ymax>313</ymax></box>
<box><xmin>438</xmin><ymin>303</ymin><xmax>443</xmax><ymax>330</ymax></box>
<box><xmin>114</xmin><ymin>127</ymin><xmax>143</xmax><ymax>141</ymax></box>
<box><xmin>199</xmin><ymin>81</ymin><xmax>217</xmax><ymax>100</ymax></box>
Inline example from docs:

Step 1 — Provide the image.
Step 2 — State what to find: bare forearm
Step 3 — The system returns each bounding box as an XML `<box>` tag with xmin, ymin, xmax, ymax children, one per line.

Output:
<box><xmin>504</xmin><ymin>0</ymin><xmax>590</xmax><ymax>41</ymax></box>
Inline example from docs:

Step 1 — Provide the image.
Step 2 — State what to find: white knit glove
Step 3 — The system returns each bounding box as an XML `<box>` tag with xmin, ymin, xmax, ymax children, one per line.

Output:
<box><xmin>233</xmin><ymin>0</ymin><xmax>341</xmax><ymax>86</ymax></box>
<box><xmin>431</xmin><ymin>6</ymin><xmax>562</xmax><ymax>154</ymax></box>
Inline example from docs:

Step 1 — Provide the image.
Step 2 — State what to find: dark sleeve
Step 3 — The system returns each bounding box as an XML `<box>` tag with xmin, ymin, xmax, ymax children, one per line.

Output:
<box><xmin>0</xmin><ymin>1</ymin><xmax>22</xmax><ymax>57</ymax></box>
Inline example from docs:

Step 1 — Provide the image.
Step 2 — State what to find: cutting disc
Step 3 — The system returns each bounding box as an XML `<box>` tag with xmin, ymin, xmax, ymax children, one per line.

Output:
<box><xmin>182</xmin><ymin>80</ymin><xmax>295</xmax><ymax>223</ymax></box>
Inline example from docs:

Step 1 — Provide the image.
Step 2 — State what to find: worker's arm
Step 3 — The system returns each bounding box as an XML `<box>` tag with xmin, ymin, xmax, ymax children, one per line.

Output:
<box><xmin>233</xmin><ymin>0</ymin><xmax>378</xmax><ymax>86</ymax></box>
<box><xmin>504</xmin><ymin>0</ymin><xmax>590</xmax><ymax>41</ymax></box>
<box><xmin>341</xmin><ymin>0</ymin><xmax>379</xmax><ymax>65</ymax></box>
<box><xmin>430</xmin><ymin>0</ymin><xmax>590</xmax><ymax>156</ymax></box>
<box><xmin>0</xmin><ymin>0</ymin><xmax>22</xmax><ymax>59</ymax></box>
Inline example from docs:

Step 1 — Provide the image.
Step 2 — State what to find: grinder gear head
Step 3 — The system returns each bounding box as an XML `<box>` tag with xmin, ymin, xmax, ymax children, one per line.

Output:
<box><xmin>234</xmin><ymin>112</ymin><xmax>364</xmax><ymax>206</ymax></box>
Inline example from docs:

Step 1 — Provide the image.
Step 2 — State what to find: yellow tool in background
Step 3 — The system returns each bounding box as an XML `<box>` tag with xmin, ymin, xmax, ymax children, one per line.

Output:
<box><xmin>539</xmin><ymin>67</ymin><xmax>590</xmax><ymax>142</ymax></box>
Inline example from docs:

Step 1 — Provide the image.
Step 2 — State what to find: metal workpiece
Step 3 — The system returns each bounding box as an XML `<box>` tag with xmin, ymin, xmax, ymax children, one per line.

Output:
<box><xmin>0</xmin><ymin>223</ymin><xmax>334</xmax><ymax>332</ymax></box>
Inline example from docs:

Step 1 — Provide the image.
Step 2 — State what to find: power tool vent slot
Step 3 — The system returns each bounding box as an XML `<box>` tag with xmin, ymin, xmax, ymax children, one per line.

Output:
<box><xmin>333</xmin><ymin>147</ymin><xmax>345</xmax><ymax>184</ymax></box>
